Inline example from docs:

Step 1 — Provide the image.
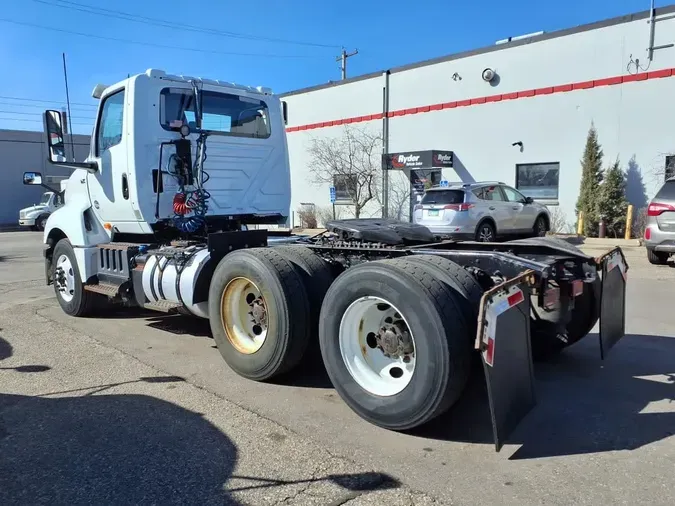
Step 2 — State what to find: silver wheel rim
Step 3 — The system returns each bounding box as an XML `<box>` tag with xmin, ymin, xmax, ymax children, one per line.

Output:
<box><xmin>479</xmin><ymin>225</ymin><xmax>493</xmax><ymax>242</ymax></box>
<box><xmin>221</xmin><ymin>277</ymin><xmax>268</xmax><ymax>354</ymax></box>
<box><xmin>54</xmin><ymin>254</ymin><xmax>76</xmax><ymax>302</ymax></box>
<box><xmin>339</xmin><ymin>296</ymin><xmax>416</xmax><ymax>397</ymax></box>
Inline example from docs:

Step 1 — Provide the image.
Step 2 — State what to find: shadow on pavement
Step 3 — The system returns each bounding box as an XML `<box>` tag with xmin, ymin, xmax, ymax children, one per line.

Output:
<box><xmin>0</xmin><ymin>334</ymin><xmax>50</xmax><ymax>373</ymax></box>
<box><xmin>0</xmin><ymin>334</ymin><xmax>12</xmax><ymax>361</ymax></box>
<box><xmin>0</xmin><ymin>369</ymin><xmax>399</xmax><ymax>504</ymax></box>
<box><xmin>411</xmin><ymin>333</ymin><xmax>675</xmax><ymax>459</ymax></box>
<box><xmin>0</xmin><ymin>390</ymin><xmax>241</xmax><ymax>505</ymax></box>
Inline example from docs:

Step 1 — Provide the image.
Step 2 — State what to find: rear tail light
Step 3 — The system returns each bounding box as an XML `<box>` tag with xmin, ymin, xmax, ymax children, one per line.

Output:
<box><xmin>647</xmin><ymin>202</ymin><xmax>675</xmax><ymax>216</ymax></box>
<box><xmin>443</xmin><ymin>203</ymin><xmax>474</xmax><ymax>211</ymax></box>
<box><xmin>645</xmin><ymin>227</ymin><xmax>651</xmax><ymax>240</ymax></box>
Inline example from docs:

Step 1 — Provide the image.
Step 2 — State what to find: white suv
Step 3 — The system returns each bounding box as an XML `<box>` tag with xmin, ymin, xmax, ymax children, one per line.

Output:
<box><xmin>413</xmin><ymin>182</ymin><xmax>551</xmax><ymax>241</ymax></box>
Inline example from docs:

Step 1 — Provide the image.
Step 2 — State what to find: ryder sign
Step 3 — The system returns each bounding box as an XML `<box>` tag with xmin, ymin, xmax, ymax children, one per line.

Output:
<box><xmin>382</xmin><ymin>150</ymin><xmax>454</xmax><ymax>170</ymax></box>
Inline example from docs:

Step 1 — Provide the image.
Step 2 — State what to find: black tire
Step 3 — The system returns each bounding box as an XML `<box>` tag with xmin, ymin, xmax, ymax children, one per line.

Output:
<box><xmin>52</xmin><ymin>239</ymin><xmax>99</xmax><ymax>317</ymax></box>
<box><xmin>404</xmin><ymin>255</ymin><xmax>483</xmax><ymax>336</ymax></box>
<box><xmin>272</xmin><ymin>246</ymin><xmax>334</xmax><ymax>359</ymax></box>
<box><xmin>533</xmin><ymin>215</ymin><xmax>548</xmax><ymax>237</ymax></box>
<box><xmin>475</xmin><ymin>220</ymin><xmax>496</xmax><ymax>242</ymax></box>
<box><xmin>647</xmin><ymin>248</ymin><xmax>669</xmax><ymax>265</ymax></box>
<box><xmin>208</xmin><ymin>248</ymin><xmax>311</xmax><ymax>381</ymax></box>
<box><xmin>319</xmin><ymin>258</ymin><xmax>472</xmax><ymax>431</ymax></box>
<box><xmin>36</xmin><ymin>214</ymin><xmax>49</xmax><ymax>231</ymax></box>
<box><xmin>530</xmin><ymin>276</ymin><xmax>601</xmax><ymax>360</ymax></box>
<box><xmin>509</xmin><ymin>236</ymin><xmax>600</xmax><ymax>359</ymax></box>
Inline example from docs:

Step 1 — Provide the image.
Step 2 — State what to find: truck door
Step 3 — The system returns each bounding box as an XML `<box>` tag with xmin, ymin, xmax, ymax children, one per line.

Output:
<box><xmin>483</xmin><ymin>185</ymin><xmax>514</xmax><ymax>232</ymax></box>
<box><xmin>87</xmin><ymin>87</ymin><xmax>140</xmax><ymax>230</ymax></box>
<box><xmin>501</xmin><ymin>185</ymin><xmax>535</xmax><ymax>232</ymax></box>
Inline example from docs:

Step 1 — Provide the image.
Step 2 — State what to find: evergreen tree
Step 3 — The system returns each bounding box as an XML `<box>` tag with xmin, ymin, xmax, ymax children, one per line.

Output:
<box><xmin>576</xmin><ymin>123</ymin><xmax>604</xmax><ymax>236</ymax></box>
<box><xmin>597</xmin><ymin>158</ymin><xmax>628</xmax><ymax>237</ymax></box>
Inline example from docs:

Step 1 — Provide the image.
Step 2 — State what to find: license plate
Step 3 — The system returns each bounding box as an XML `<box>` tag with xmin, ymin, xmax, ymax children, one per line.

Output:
<box><xmin>427</xmin><ymin>210</ymin><xmax>439</xmax><ymax>216</ymax></box>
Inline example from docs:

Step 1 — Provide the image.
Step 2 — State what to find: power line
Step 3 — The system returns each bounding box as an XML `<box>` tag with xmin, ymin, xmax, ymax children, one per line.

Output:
<box><xmin>0</xmin><ymin>94</ymin><xmax>97</xmax><ymax>108</ymax></box>
<box><xmin>0</xmin><ymin>110</ymin><xmax>93</xmax><ymax>120</ymax></box>
<box><xmin>0</xmin><ymin>18</ymin><xmax>326</xmax><ymax>59</ymax></box>
<box><xmin>33</xmin><ymin>0</ymin><xmax>341</xmax><ymax>49</ymax></box>
<box><xmin>0</xmin><ymin>100</ymin><xmax>95</xmax><ymax>111</ymax></box>
<box><xmin>0</xmin><ymin>117</ymin><xmax>92</xmax><ymax>125</ymax></box>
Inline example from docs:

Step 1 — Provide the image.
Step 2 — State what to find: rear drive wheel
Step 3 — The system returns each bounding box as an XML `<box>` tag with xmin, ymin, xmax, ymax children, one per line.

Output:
<box><xmin>319</xmin><ymin>258</ymin><xmax>472</xmax><ymax>431</ymax></box>
<box><xmin>404</xmin><ymin>255</ymin><xmax>483</xmax><ymax>336</ymax></box>
<box><xmin>272</xmin><ymin>246</ymin><xmax>334</xmax><ymax>360</ymax></box>
<box><xmin>530</xmin><ymin>276</ymin><xmax>601</xmax><ymax>360</ymax></box>
<box><xmin>647</xmin><ymin>248</ymin><xmax>669</xmax><ymax>265</ymax></box>
<box><xmin>475</xmin><ymin>221</ymin><xmax>496</xmax><ymax>242</ymax></box>
<box><xmin>52</xmin><ymin>239</ymin><xmax>99</xmax><ymax>317</ymax></box>
<box><xmin>208</xmin><ymin>248</ymin><xmax>311</xmax><ymax>381</ymax></box>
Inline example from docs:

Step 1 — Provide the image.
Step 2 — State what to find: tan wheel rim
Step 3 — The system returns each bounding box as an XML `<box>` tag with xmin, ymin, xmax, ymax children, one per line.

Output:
<box><xmin>221</xmin><ymin>277</ymin><xmax>268</xmax><ymax>354</ymax></box>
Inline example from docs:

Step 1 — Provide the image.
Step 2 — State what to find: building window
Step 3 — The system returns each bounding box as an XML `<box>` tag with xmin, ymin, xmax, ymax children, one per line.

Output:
<box><xmin>665</xmin><ymin>155</ymin><xmax>675</xmax><ymax>181</ymax></box>
<box><xmin>333</xmin><ymin>174</ymin><xmax>357</xmax><ymax>203</ymax></box>
<box><xmin>515</xmin><ymin>162</ymin><xmax>560</xmax><ymax>200</ymax></box>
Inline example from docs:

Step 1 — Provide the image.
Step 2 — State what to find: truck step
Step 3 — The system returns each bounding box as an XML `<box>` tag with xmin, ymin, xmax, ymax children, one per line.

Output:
<box><xmin>84</xmin><ymin>282</ymin><xmax>122</xmax><ymax>297</ymax></box>
<box><xmin>143</xmin><ymin>300</ymin><xmax>183</xmax><ymax>314</ymax></box>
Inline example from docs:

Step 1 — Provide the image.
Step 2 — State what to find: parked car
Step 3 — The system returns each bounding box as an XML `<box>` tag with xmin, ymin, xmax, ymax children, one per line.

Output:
<box><xmin>643</xmin><ymin>177</ymin><xmax>675</xmax><ymax>264</ymax></box>
<box><xmin>413</xmin><ymin>181</ymin><xmax>551</xmax><ymax>241</ymax></box>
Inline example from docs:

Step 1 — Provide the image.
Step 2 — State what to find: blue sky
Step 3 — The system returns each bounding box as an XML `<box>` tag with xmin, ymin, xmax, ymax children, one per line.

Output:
<box><xmin>0</xmin><ymin>0</ymin><xmax>667</xmax><ymax>134</ymax></box>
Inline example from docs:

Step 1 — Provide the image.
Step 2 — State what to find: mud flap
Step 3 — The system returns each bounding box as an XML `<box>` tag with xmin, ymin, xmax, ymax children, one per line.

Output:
<box><xmin>475</xmin><ymin>271</ymin><xmax>536</xmax><ymax>452</ymax></box>
<box><xmin>596</xmin><ymin>247</ymin><xmax>628</xmax><ymax>359</ymax></box>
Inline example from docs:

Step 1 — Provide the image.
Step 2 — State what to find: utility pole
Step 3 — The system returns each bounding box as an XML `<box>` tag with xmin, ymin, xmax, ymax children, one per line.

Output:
<box><xmin>336</xmin><ymin>48</ymin><xmax>358</xmax><ymax>80</ymax></box>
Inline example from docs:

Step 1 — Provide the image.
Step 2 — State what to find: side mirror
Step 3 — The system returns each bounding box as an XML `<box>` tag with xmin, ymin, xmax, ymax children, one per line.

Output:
<box><xmin>524</xmin><ymin>196</ymin><xmax>534</xmax><ymax>204</ymax></box>
<box><xmin>23</xmin><ymin>171</ymin><xmax>43</xmax><ymax>186</ymax></box>
<box><xmin>282</xmin><ymin>101</ymin><xmax>288</xmax><ymax>125</ymax></box>
<box><xmin>42</xmin><ymin>109</ymin><xmax>98</xmax><ymax>172</ymax></box>
<box><xmin>44</xmin><ymin>110</ymin><xmax>67</xmax><ymax>163</ymax></box>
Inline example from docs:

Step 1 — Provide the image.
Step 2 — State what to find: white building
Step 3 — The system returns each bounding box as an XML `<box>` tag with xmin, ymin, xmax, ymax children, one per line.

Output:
<box><xmin>281</xmin><ymin>4</ymin><xmax>675</xmax><ymax>231</ymax></box>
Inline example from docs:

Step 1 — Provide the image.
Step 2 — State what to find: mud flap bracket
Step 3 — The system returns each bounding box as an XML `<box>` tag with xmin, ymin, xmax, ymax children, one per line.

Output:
<box><xmin>475</xmin><ymin>270</ymin><xmax>537</xmax><ymax>452</ymax></box>
<box><xmin>596</xmin><ymin>247</ymin><xmax>629</xmax><ymax>359</ymax></box>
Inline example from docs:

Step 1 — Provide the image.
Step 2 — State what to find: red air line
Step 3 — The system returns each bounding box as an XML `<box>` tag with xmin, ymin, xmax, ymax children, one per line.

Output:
<box><xmin>285</xmin><ymin>68</ymin><xmax>675</xmax><ymax>133</ymax></box>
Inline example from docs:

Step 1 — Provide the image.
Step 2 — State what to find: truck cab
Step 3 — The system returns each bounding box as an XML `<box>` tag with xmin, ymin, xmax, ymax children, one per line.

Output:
<box><xmin>36</xmin><ymin>68</ymin><xmax>291</xmax><ymax>240</ymax></box>
<box><xmin>19</xmin><ymin>180</ymin><xmax>67</xmax><ymax>231</ymax></box>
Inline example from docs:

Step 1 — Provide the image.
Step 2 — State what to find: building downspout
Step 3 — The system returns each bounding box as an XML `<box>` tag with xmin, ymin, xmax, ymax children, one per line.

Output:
<box><xmin>382</xmin><ymin>70</ymin><xmax>390</xmax><ymax>218</ymax></box>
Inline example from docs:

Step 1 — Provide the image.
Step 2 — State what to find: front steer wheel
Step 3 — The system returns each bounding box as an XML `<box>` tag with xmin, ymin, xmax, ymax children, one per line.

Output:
<box><xmin>208</xmin><ymin>248</ymin><xmax>311</xmax><ymax>382</ymax></box>
<box><xmin>52</xmin><ymin>239</ymin><xmax>101</xmax><ymax>317</ymax></box>
<box><xmin>319</xmin><ymin>258</ymin><xmax>472</xmax><ymax>431</ymax></box>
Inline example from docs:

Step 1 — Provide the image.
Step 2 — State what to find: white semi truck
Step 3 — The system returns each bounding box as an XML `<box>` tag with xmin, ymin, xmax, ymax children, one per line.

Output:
<box><xmin>24</xmin><ymin>69</ymin><xmax>629</xmax><ymax>450</ymax></box>
<box><xmin>19</xmin><ymin>179</ymin><xmax>67</xmax><ymax>231</ymax></box>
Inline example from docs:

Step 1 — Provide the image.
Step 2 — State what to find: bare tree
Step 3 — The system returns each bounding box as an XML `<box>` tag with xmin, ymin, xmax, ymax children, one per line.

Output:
<box><xmin>316</xmin><ymin>205</ymin><xmax>347</xmax><ymax>227</ymax></box>
<box><xmin>375</xmin><ymin>173</ymin><xmax>411</xmax><ymax>221</ymax></box>
<box><xmin>307</xmin><ymin>125</ymin><xmax>382</xmax><ymax>219</ymax></box>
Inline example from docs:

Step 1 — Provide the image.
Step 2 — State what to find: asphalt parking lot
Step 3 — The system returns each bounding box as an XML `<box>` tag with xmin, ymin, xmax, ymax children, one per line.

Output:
<box><xmin>1</xmin><ymin>231</ymin><xmax>673</xmax><ymax>505</ymax></box>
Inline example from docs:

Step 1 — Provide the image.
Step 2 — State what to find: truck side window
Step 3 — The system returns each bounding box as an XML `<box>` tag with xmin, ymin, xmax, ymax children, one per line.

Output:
<box><xmin>96</xmin><ymin>89</ymin><xmax>125</xmax><ymax>156</ymax></box>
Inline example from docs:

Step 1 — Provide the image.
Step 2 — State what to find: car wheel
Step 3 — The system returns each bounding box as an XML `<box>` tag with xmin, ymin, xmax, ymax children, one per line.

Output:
<box><xmin>533</xmin><ymin>215</ymin><xmax>547</xmax><ymax>237</ymax></box>
<box><xmin>475</xmin><ymin>221</ymin><xmax>496</xmax><ymax>242</ymax></box>
<box><xmin>647</xmin><ymin>248</ymin><xmax>669</xmax><ymax>265</ymax></box>
<box><xmin>36</xmin><ymin>214</ymin><xmax>49</xmax><ymax>231</ymax></box>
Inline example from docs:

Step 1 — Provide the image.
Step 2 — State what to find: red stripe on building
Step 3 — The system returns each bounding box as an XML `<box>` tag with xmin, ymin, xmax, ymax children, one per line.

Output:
<box><xmin>285</xmin><ymin>68</ymin><xmax>674</xmax><ymax>133</ymax></box>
